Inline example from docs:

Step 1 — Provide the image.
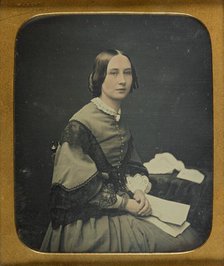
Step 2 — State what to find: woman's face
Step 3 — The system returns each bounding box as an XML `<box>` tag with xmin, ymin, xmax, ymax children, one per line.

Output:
<box><xmin>101</xmin><ymin>54</ymin><xmax>133</xmax><ymax>102</ymax></box>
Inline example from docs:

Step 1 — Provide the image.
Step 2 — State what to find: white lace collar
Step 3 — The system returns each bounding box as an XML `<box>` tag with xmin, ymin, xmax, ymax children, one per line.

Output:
<box><xmin>91</xmin><ymin>97</ymin><xmax>121</xmax><ymax>122</ymax></box>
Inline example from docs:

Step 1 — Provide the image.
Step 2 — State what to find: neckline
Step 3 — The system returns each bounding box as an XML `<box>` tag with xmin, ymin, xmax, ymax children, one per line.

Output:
<box><xmin>91</xmin><ymin>97</ymin><xmax>121</xmax><ymax>122</ymax></box>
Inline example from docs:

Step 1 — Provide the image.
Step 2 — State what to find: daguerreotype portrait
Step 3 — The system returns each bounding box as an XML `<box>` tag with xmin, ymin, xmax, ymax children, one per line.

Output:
<box><xmin>14</xmin><ymin>14</ymin><xmax>213</xmax><ymax>253</ymax></box>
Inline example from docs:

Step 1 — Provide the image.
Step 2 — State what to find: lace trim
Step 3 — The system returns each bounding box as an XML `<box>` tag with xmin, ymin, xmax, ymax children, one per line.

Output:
<box><xmin>50</xmin><ymin>174</ymin><xmax>103</xmax><ymax>211</ymax></box>
<box><xmin>126</xmin><ymin>161</ymin><xmax>149</xmax><ymax>177</ymax></box>
<box><xmin>91</xmin><ymin>97</ymin><xmax>121</xmax><ymax>121</ymax></box>
<box><xmin>89</xmin><ymin>183</ymin><xmax>117</xmax><ymax>208</ymax></box>
<box><xmin>50</xmin><ymin>174</ymin><xmax>103</xmax><ymax>229</ymax></box>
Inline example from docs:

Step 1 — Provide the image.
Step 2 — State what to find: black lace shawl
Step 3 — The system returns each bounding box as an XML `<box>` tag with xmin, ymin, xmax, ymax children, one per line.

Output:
<box><xmin>50</xmin><ymin>120</ymin><xmax>149</xmax><ymax>229</ymax></box>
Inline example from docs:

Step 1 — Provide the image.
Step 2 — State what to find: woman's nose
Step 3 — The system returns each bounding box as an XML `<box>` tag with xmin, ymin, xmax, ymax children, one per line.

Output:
<box><xmin>118</xmin><ymin>73</ymin><xmax>126</xmax><ymax>84</ymax></box>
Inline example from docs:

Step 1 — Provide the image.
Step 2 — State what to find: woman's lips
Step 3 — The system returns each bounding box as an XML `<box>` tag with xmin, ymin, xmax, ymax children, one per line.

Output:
<box><xmin>116</xmin><ymin>88</ymin><xmax>126</xmax><ymax>91</ymax></box>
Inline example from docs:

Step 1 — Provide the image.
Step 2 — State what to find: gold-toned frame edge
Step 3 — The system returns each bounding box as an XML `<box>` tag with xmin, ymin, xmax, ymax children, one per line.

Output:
<box><xmin>0</xmin><ymin>0</ymin><xmax>223</xmax><ymax>265</ymax></box>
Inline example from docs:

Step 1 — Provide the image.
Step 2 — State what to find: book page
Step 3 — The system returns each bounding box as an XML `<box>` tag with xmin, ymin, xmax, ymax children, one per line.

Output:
<box><xmin>177</xmin><ymin>168</ymin><xmax>205</xmax><ymax>184</ymax></box>
<box><xmin>146</xmin><ymin>194</ymin><xmax>190</xmax><ymax>225</ymax></box>
<box><xmin>142</xmin><ymin>216</ymin><xmax>190</xmax><ymax>237</ymax></box>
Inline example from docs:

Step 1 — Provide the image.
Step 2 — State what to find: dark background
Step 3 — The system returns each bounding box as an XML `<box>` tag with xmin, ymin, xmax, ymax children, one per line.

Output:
<box><xmin>14</xmin><ymin>14</ymin><xmax>213</xmax><ymax>249</ymax></box>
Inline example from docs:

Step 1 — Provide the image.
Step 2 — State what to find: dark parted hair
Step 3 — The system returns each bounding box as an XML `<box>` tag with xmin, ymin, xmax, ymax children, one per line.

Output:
<box><xmin>88</xmin><ymin>49</ymin><xmax>139</xmax><ymax>97</ymax></box>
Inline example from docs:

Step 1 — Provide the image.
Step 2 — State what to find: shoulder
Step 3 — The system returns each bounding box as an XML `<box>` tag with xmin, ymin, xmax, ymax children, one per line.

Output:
<box><xmin>69</xmin><ymin>102</ymin><xmax>98</xmax><ymax>126</ymax></box>
<box><xmin>60</xmin><ymin>103</ymin><xmax>97</xmax><ymax>148</ymax></box>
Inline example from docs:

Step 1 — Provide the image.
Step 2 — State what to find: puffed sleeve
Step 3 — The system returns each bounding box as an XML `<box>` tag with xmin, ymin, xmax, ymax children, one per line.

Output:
<box><xmin>52</xmin><ymin>142</ymin><xmax>98</xmax><ymax>189</ymax></box>
<box><xmin>50</xmin><ymin>121</ymin><xmax>121</xmax><ymax>229</ymax></box>
<box><xmin>126</xmin><ymin>174</ymin><xmax>152</xmax><ymax>193</ymax></box>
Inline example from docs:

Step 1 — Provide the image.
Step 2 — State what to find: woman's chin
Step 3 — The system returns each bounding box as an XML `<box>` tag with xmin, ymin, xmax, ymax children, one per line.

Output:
<box><xmin>113</xmin><ymin>92</ymin><xmax>129</xmax><ymax>100</ymax></box>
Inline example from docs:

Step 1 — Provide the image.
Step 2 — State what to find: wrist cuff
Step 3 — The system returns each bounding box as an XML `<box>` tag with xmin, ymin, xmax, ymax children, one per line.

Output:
<box><xmin>119</xmin><ymin>196</ymin><xmax>129</xmax><ymax>210</ymax></box>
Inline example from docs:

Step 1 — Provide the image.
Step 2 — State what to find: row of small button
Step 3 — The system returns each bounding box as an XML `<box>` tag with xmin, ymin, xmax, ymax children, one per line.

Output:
<box><xmin>113</xmin><ymin>118</ymin><xmax>125</xmax><ymax>166</ymax></box>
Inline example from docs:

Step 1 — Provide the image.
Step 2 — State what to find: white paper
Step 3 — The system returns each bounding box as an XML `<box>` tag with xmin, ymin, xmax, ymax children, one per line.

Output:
<box><xmin>146</xmin><ymin>194</ymin><xmax>190</xmax><ymax>225</ymax></box>
<box><xmin>177</xmin><ymin>168</ymin><xmax>205</xmax><ymax>184</ymax></box>
<box><xmin>142</xmin><ymin>216</ymin><xmax>191</xmax><ymax>237</ymax></box>
<box><xmin>144</xmin><ymin>152</ymin><xmax>185</xmax><ymax>174</ymax></box>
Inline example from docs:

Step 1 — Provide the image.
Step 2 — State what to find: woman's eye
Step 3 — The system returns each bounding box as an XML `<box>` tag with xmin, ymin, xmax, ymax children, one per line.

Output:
<box><xmin>108</xmin><ymin>70</ymin><xmax>132</xmax><ymax>76</ymax></box>
<box><xmin>109</xmin><ymin>71</ymin><xmax>118</xmax><ymax>76</ymax></box>
<box><xmin>124</xmin><ymin>70</ymin><xmax>132</xmax><ymax>75</ymax></box>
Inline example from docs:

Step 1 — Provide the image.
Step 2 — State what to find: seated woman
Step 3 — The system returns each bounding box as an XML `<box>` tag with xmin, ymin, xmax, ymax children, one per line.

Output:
<box><xmin>40</xmin><ymin>49</ymin><xmax>201</xmax><ymax>253</ymax></box>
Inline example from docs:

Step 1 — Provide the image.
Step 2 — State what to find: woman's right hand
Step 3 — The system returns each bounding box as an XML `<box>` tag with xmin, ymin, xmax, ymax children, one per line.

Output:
<box><xmin>125</xmin><ymin>199</ymin><xmax>143</xmax><ymax>215</ymax></box>
<box><xmin>125</xmin><ymin>198</ymin><xmax>152</xmax><ymax>217</ymax></box>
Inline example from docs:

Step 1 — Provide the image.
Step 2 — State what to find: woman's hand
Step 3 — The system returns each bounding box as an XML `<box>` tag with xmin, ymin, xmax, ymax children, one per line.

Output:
<box><xmin>125</xmin><ymin>199</ymin><xmax>142</xmax><ymax>215</ymax></box>
<box><xmin>133</xmin><ymin>190</ymin><xmax>152</xmax><ymax>217</ymax></box>
<box><xmin>133</xmin><ymin>190</ymin><xmax>146</xmax><ymax>208</ymax></box>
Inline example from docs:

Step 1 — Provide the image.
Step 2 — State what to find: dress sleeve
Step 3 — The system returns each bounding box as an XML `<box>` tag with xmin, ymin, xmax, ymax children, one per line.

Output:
<box><xmin>88</xmin><ymin>183</ymin><xmax>123</xmax><ymax>209</ymax></box>
<box><xmin>125</xmin><ymin>137</ymin><xmax>152</xmax><ymax>193</ymax></box>
<box><xmin>50</xmin><ymin>120</ymin><xmax>119</xmax><ymax>228</ymax></box>
<box><xmin>126</xmin><ymin>138</ymin><xmax>149</xmax><ymax>177</ymax></box>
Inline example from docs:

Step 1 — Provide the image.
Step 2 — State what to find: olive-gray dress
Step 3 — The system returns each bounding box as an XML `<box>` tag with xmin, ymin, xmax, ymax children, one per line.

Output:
<box><xmin>40</xmin><ymin>99</ymin><xmax>201</xmax><ymax>253</ymax></box>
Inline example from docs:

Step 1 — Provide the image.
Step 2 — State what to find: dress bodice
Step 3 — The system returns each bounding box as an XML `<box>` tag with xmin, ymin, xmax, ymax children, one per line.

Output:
<box><xmin>70</xmin><ymin>101</ymin><xmax>131</xmax><ymax>167</ymax></box>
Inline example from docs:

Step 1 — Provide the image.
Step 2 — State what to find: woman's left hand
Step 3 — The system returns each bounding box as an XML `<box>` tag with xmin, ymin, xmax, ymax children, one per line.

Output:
<box><xmin>133</xmin><ymin>190</ymin><xmax>152</xmax><ymax>217</ymax></box>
